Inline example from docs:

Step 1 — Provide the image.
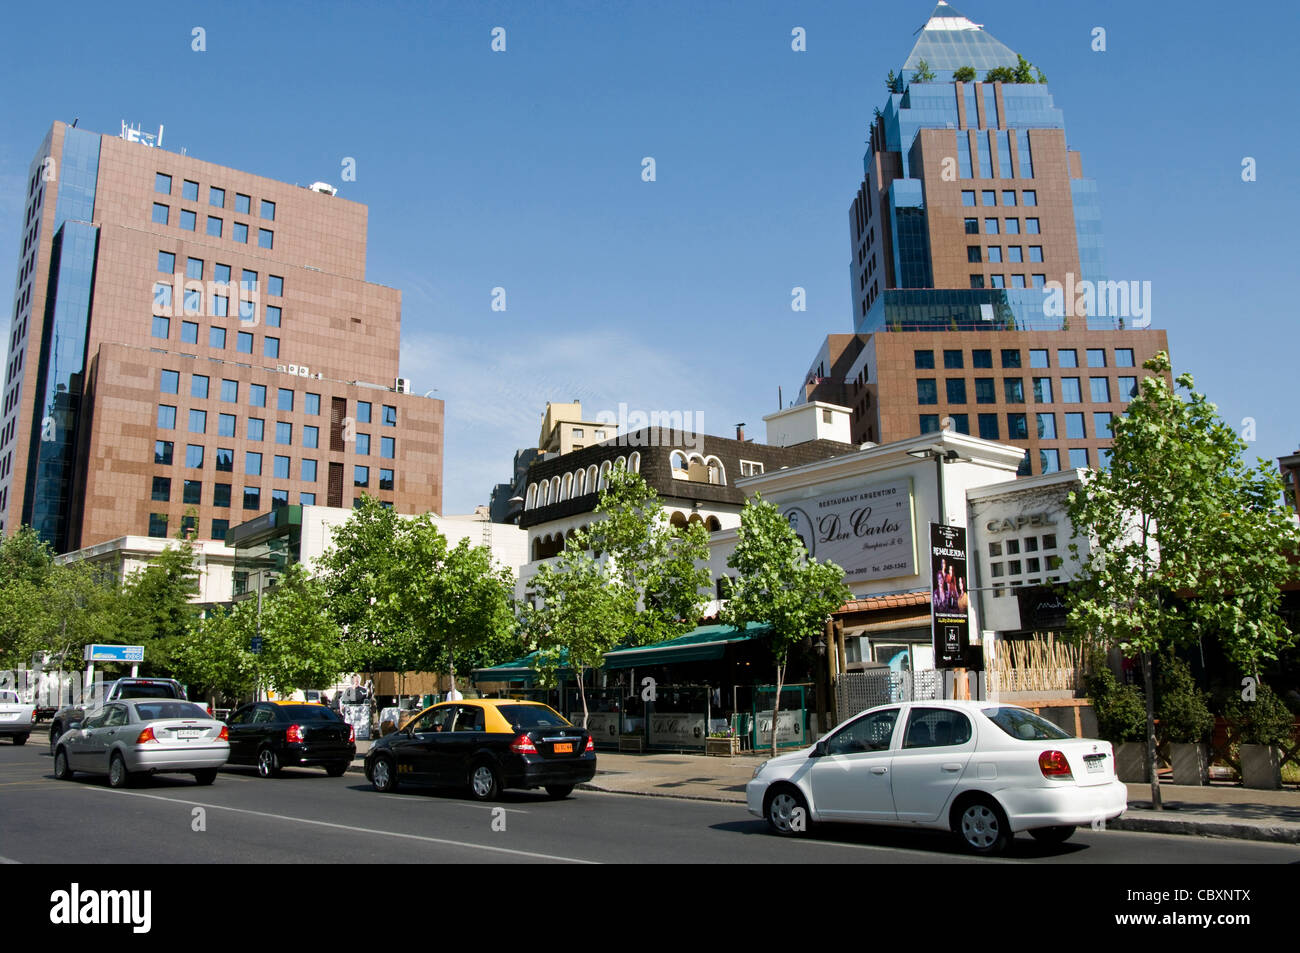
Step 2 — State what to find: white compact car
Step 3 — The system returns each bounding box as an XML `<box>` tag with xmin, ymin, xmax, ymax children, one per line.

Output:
<box><xmin>53</xmin><ymin>699</ymin><xmax>229</xmax><ymax>787</ymax></box>
<box><xmin>0</xmin><ymin>690</ymin><xmax>36</xmax><ymax>744</ymax></box>
<box><xmin>747</xmin><ymin>700</ymin><xmax>1127</xmax><ymax>854</ymax></box>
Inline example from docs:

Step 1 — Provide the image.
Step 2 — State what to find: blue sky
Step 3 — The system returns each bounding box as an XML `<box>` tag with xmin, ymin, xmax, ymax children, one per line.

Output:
<box><xmin>1</xmin><ymin>0</ymin><xmax>1296</xmax><ymax>514</ymax></box>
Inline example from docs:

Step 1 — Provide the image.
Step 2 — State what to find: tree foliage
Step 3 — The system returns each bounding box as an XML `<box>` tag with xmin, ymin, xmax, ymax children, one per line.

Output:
<box><xmin>721</xmin><ymin>495</ymin><xmax>849</xmax><ymax>757</ymax></box>
<box><xmin>910</xmin><ymin>58</ymin><xmax>936</xmax><ymax>83</ymax></box>
<box><xmin>119</xmin><ymin>536</ymin><xmax>200</xmax><ymax>675</ymax></box>
<box><xmin>1066</xmin><ymin>352</ymin><xmax>1300</xmax><ymax>804</ymax></box>
<box><xmin>952</xmin><ymin>65</ymin><xmax>976</xmax><ymax>82</ymax></box>
<box><xmin>985</xmin><ymin>55</ymin><xmax>1045</xmax><ymax>84</ymax></box>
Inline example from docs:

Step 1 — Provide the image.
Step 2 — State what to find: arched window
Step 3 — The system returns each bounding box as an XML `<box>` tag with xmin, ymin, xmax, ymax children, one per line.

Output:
<box><xmin>688</xmin><ymin>513</ymin><xmax>703</xmax><ymax>526</ymax></box>
<box><xmin>615</xmin><ymin>455</ymin><xmax>627</xmax><ymax>473</ymax></box>
<box><xmin>561</xmin><ymin>472</ymin><xmax>573</xmax><ymax>502</ymax></box>
<box><xmin>532</xmin><ymin>538</ymin><xmax>542</xmax><ymax>561</ymax></box>
<box><xmin>541</xmin><ymin>482</ymin><xmax>551</xmax><ymax>507</ymax></box>
<box><xmin>575</xmin><ymin>469</ymin><xmax>586</xmax><ymax>497</ymax></box>
<box><xmin>525</xmin><ymin>483</ymin><xmax>537</xmax><ymax>510</ymax></box>
<box><xmin>705</xmin><ymin>515</ymin><xmax>721</xmax><ymax>532</ymax></box>
<box><xmin>670</xmin><ymin>450</ymin><xmax>687</xmax><ymax>477</ymax></box>
<box><xmin>599</xmin><ymin>460</ymin><xmax>612</xmax><ymax>491</ymax></box>
<box><xmin>669</xmin><ymin>511</ymin><xmax>688</xmax><ymax>530</ymax></box>
<box><xmin>550</xmin><ymin>476</ymin><xmax>561</xmax><ymax>503</ymax></box>
<box><xmin>704</xmin><ymin>456</ymin><xmax>726</xmax><ymax>486</ymax></box>
<box><xmin>629</xmin><ymin>452</ymin><xmax>641</xmax><ymax>473</ymax></box>
<box><xmin>586</xmin><ymin>465</ymin><xmax>599</xmax><ymax>492</ymax></box>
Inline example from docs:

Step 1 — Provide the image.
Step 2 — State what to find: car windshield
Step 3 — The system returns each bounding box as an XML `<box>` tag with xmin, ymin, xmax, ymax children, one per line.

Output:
<box><xmin>981</xmin><ymin>706</ymin><xmax>1073</xmax><ymax>741</ymax></box>
<box><xmin>499</xmin><ymin>705</ymin><xmax>570</xmax><ymax>729</ymax></box>
<box><xmin>118</xmin><ymin>683</ymin><xmax>181</xmax><ymax>699</ymax></box>
<box><xmin>276</xmin><ymin>705</ymin><xmax>341</xmax><ymax>721</ymax></box>
<box><xmin>134</xmin><ymin>702</ymin><xmax>209</xmax><ymax>721</ymax></box>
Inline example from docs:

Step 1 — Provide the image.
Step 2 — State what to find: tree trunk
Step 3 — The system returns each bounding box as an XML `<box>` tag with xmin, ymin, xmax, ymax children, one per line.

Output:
<box><xmin>579</xmin><ymin>665</ymin><xmax>589</xmax><ymax>729</ymax></box>
<box><xmin>770</xmin><ymin>659</ymin><xmax>786</xmax><ymax>760</ymax></box>
<box><xmin>1142</xmin><ymin>650</ymin><xmax>1161</xmax><ymax>810</ymax></box>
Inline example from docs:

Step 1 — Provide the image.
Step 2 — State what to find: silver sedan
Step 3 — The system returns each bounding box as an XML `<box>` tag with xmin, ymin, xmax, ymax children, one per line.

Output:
<box><xmin>53</xmin><ymin>699</ymin><xmax>230</xmax><ymax>787</ymax></box>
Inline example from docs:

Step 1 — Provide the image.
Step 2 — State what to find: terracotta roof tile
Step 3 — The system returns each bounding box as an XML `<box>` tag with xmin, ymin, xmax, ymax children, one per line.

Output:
<box><xmin>838</xmin><ymin>591</ymin><xmax>930</xmax><ymax>614</ymax></box>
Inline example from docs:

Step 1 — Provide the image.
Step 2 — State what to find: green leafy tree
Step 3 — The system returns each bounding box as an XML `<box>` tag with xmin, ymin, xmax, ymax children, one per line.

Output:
<box><xmin>1066</xmin><ymin>352</ymin><xmax>1300</xmax><ymax>807</ymax></box>
<box><xmin>1156</xmin><ymin>652</ymin><xmax>1213</xmax><ymax>745</ymax></box>
<box><xmin>119</xmin><ymin>535</ymin><xmax>200</xmax><ymax>675</ymax></box>
<box><xmin>910</xmin><ymin>58</ymin><xmax>936</xmax><ymax>83</ymax></box>
<box><xmin>173</xmin><ymin>603</ymin><xmax>259</xmax><ymax>702</ymax></box>
<box><xmin>257</xmin><ymin>564</ymin><xmax>352</xmax><ymax>695</ymax></box>
<box><xmin>586</xmin><ymin>466</ymin><xmax>711</xmax><ymax>648</ymax></box>
<box><xmin>721</xmin><ymin>495</ymin><xmax>849</xmax><ymax>757</ymax></box>
<box><xmin>884</xmin><ymin>70</ymin><xmax>903</xmax><ymax>93</ymax></box>
<box><xmin>952</xmin><ymin>65</ymin><xmax>976</xmax><ymax>82</ymax></box>
<box><xmin>984</xmin><ymin>66</ymin><xmax>1015</xmax><ymax>83</ymax></box>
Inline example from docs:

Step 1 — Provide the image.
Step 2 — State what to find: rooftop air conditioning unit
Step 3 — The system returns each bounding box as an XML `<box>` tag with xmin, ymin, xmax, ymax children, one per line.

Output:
<box><xmin>309</xmin><ymin>181</ymin><xmax>338</xmax><ymax>196</ymax></box>
<box><xmin>395</xmin><ymin>377</ymin><xmax>412</xmax><ymax>394</ymax></box>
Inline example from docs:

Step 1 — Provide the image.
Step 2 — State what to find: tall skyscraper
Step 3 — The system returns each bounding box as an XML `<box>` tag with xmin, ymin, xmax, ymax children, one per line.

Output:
<box><xmin>805</xmin><ymin>2</ymin><xmax>1168</xmax><ymax>475</ymax></box>
<box><xmin>1</xmin><ymin>121</ymin><xmax>444</xmax><ymax>552</ymax></box>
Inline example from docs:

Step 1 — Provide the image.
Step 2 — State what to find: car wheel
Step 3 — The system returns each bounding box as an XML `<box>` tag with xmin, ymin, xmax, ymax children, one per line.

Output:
<box><xmin>108</xmin><ymin>753</ymin><xmax>132</xmax><ymax>789</ymax></box>
<box><xmin>765</xmin><ymin>785</ymin><xmax>811</xmax><ymax>837</ymax></box>
<box><xmin>325</xmin><ymin>761</ymin><xmax>350</xmax><ymax>778</ymax></box>
<box><xmin>1029</xmin><ymin>825</ymin><xmax>1076</xmax><ymax>845</ymax></box>
<box><xmin>53</xmin><ymin>748</ymin><xmax>73</xmax><ymax>781</ymax></box>
<box><xmin>544</xmin><ymin>784</ymin><xmax>574</xmax><ymax>799</ymax></box>
<box><xmin>468</xmin><ymin>761</ymin><xmax>501</xmax><ymax>801</ymax></box>
<box><xmin>48</xmin><ymin>724</ymin><xmax>62</xmax><ymax>756</ymax></box>
<box><xmin>256</xmin><ymin>747</ymin><xmax>281</xmax><ymax>779</ymax></box>
<box><xmin>370</xmin><ymin>755</ymin><xmax>398</xmax><ymax>793</ymax></box>
<box><xmin>13</xmin><ymin>734</ymin><xmax>27</xmax><ymax>746</ymax></box>
<box><xmin>956</xmin><ymin>796</ymin><xmax>1011</xmax><ymax>855</ymax></box>
<box><xmin>192</xmin><ymin>769</ymin><xmax>217</xmax><ymax>786</ymax></box>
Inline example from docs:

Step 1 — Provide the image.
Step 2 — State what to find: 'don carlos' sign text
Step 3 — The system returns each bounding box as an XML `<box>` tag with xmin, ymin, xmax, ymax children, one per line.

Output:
<box><xmin>780</xmin><ymin>478</ymin><xmax>916</xmax><ymax>581</ymax></box>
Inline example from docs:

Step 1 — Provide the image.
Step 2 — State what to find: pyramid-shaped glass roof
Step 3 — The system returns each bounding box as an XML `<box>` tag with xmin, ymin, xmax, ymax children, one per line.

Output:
<box><xmin>902</xmin><ymin>2</ymin><xmax>1021</xmax><ymax>75</ymax></box>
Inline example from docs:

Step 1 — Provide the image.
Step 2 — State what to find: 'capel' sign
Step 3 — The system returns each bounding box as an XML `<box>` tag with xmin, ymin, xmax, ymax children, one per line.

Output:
<box><xmin>985</xmin><ymin>512</ymin><xmax>1057</xmax><ymax>533</ymax></box>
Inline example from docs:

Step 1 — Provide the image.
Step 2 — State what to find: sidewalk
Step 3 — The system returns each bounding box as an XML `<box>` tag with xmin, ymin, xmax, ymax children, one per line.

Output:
<box><xmin>350</xmin><ymin>742</ymin><xmax>1300</xmax><ymax>844</ymax></box>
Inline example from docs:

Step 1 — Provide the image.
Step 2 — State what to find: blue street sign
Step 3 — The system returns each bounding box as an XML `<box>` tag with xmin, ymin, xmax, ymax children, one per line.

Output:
<box><xmin>250</xmin><ymin>636</ymin><xmax>263</xmax><ymax>655</ymax></box>
<box><xmin>83</xmin><ymin>644</ymin><xmax>145</xmax><ymax>663</ymax></box>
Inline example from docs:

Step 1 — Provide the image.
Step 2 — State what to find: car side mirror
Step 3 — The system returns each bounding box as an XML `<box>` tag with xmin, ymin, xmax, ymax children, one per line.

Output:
<box><xmin>68</xmin><ymin>721</ymin><xmax>82</xmax><ymax>731</ymax></box>
<box><xmin>810</xmin><ymin>740</ymin><xmax>828</xmax><ymax>758</ymax></box>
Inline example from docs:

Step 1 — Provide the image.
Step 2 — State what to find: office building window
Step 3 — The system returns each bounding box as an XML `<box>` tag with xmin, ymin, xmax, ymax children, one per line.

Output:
<box><xmin>233</xmin><ymin>222</ymin><xmax>248</xmax><ymax>243</ymax></box>
<box><xmin>354</xmin><ymin>465</ymin><xmax>369</xmax><ymax>488</ymax></box>
<box><xmin>914</xmin><ymin>350</ymin><xmax>935</xmax><ymax>369</ymax></box>
<box><xmin>182</xmin><ymin>180</ymin><xmax>199</xmax><ymax>201</ymax></box>
<box><xmin>188</xmin><ymin>409</ymin><xmax>206</xmax><ymax>434</ymax></box>
<box><xmin>974</xmin><ymin>378</ymin><xmax>995</xmax><ymax>404</ymax></box>
<box><xmin>1023</xmin><ymin>191</ymin><xmax>1038</xmax><ymax>206</ymax></box>
<box><xmin>185</xmin><ymin>444</ymin><xmax>204</xmax><ymax>469</ymax></box>
<box><xmin>944</xmin><ymin>349</ymin><xmax>964</xmax><ymax>369</ymax></box>
<box><xmin>155</xmin><ymin>173</ymin><xmax>172</xmax><ymax>195</ymax></box>
<box><xmin>1005</xmin><ymin>218</ymin><xmax>1020</xmax><ymax>234</ymax></box>
<box><xmin>151</xmin><ymin>315</ymin><xmax>170</xmax><ymax>340</ymax></box>
<box><xmin>969</xmin><ymin>274</ymin><xmax>985</xmax><ymax>289</ymax></box>
<box><xmin>1039</xmin><ymin>448</ymin><xmax>1060</xmax><ymax>473</ymax></box>
<box><xmin>260</xmin><ymin>200</ymin><xmax>276</xmax><ymax>221</ymax></box>
<box><xmin>1017</xmin><ymin>451</ymin><xmax>1032</xmax><ymax>476</ymax></box>
<box><xmin>268</xmin><ymin>275</ymin><xmax>283</xmax><ymax>296</ymax></box>
<box><xmin>183</xmin><ymin>479</ymin><xmax>202</xmax><ymax>505</ymax></box>
<box><xmin>990</xmin><ymin>275</ymin><xmax>1005</xmax><ymax>289</ymax></box>
<box><xmin>277</xmin><ymin>388</ymin><xmax>294</xmax><ymax>412</ymax></box>
<box><xmin>274</xmin><ymin>455</ymin><xmax>290</xmax><ymax>479</ymax></box>
<box><xmin>1032</xmin><ymin>274</ymin><xmax>1046</xmax><ymax>288</ymax></box>
<box><xmin>218</xmin><ymin>413</ymin><xmax>236</xmax><ymax>437</ymax></box>
<box><xmin>211</xmin><ymin>519</ymin><xmax>229</xmax><ymax>540</ymax></box>
<box><xmin>235</xmin><ymin>193</ymin><xmax>251</xmax><ymax>214</ymax></box>
<box><xmin>246</xmin><ymin>451</ymin><xmax>262</xmax><ymax>476</ymax></box>
<box><xmin>302</xmin><ymin>459</ymin><xmax>318</xmax><ymax>482</ymax></box>
<box><xmin>239</xmin><ymin>299</ymin><xmax>255</xmax><ymax>323</ymax></box>
<box><xmin>1068</xmin><ymin>448</ymin><xmax>1089</xmax><ymax>469</ymax></box>
<box><xmin>215</xmin><ymin>448</ymin><xmax>234</xmax><ymax>472</ymax></box>
<box><xmin>981</xmin><ymin>190</ymin><xmax>996</xmax><ymax>206</ymax></box>
<box><xmin>1061</xmin><ymin>378</ymin><xmax>1082</xmax><ymax>402</ymax></box>
<box><xmin>1026</xmin><ymin>217</ymin><xmax>1040</xmax><ymax>233</ymax></box>
<box><xmin>265</xmin><ymin>305</ymin><xmax>281</xmax><ymax>327</ymax></box>
<box><xmin>984</xmin><ymin>217</ymin><xmax>999</xmax><ymax>234</ymax></box>
<box><xmin>149</xmin><ymin>513</ymin><xmax>168</xmax><ymax>538</ymax></box>
<box><xmin>221</xmin><ymin>379</ymin><xmax>238</xmax><ymax>402</ymax></box>
<box><xmin>276</xmin><ymin>422</ymin><xmax>292</xmax><ymax>445</ymax></box>
<box><xmin>357</xmin><ymin>401</ymin><xmax>372</xmax><ymax>424</ymax></box>
<box><xmin>1030</xmin><ymin>349</ymin><xmax>1049</xmax><ymax>368</ymax></box>
<box><xmin>300</xmin><ymin>493</ymin><xmax>316</xmax><ymax>505</ymax></box>
<box><xmin>964</xmin><ymin>218</ymin><xmax>978</xmax><ymax>234</ymax></box>
<box><xmin>191</xmin><ymin>374</ymin><xmax>209</xmax><ymax>399</ymax></box>
<box><xmin>248</xmin><ymin>418</ymin><xmax>264</xmax><ymax>441</ymax></box>
<box><xmin>151</xmin><ymin>477</ymin><xmax>170</xmax><ymax>502</ymax></box>
<box><xmin>237</xmin><ymin>331</ymin><xmax>253</xmax><ymax>354</ymax></box>
<box><xmin>917</xmin><ymin>379</ymin><xmax>938</xmax><ymax>405</ymax></box>
<box><xmin>949</xmin><ymin>414</ymin><xmax>970</xmax><ymax>435</ymax></box>
<box><xmin>305</xmin><ymin>393</ymin><xmax>320</xmax><ymax>415</ymax></box>
<box><xmin>961</xmin><ymin>191</ymin><xmax>976</xmax><ymax>206</ymax></box>
<box><xmin>987</xmin><ymin>246</ymin><xmax>1001</xmax><ymax>263</ymax></box>
<box><xmin>1065</xmin><ymin>413</ymin><xmax>1086</xmax><ymax>439</ymax></box>
<box><xmin>1028</xmin><ymin>246</ymin><xmax>1043</xmax><ymax>262</ymax></box>
<box><xmin>1012</xmin><ymin>274</ymin><xmax>1027</xmax><ymax>288</ymax></box>
<box><xmin>180</xmin><ymin>209</ymin><xmax>196</xmax><ymax>231</ymax></box>
<box><xmin>158</xmin><ymin>251</ymin><xmax>175</xmax><ymax>273</ymax></box>
<box><xmin>272</xmin><ymin>489</ymin><xmax>289</xmax><ymax>509</ymax></box>
<box><xmin>181</xmin><ymin>321</ymin><xmax>199</xmax><ymax>344</ymax></box>
<box><xmin>919</xmin><ymin>415</ymin><xmax>940</xmax><ymax>434</ymax></box>
<box><xmin>258</xmin><ymin>229</ymin><xmax>273</xmax><ymax>249</ymax></box>
<box><xmin>1004</xmin><ymin>377</ymin><xmax>1024</xmax><ymax>403</ymax></box>
<box><xmin>1090</xmin><ymin>377</ymin><xmax>1111</xmax><ymax>403</ymax></box>
<box><xmin>1033</xmin><ymin>377</ymin><xmax>1053</xmax><ymax>403</ymax></box>
<box><xmin>1007</xmin><ymin>246</ymin><xmax>1023</xmax><ymax>263</ymax></box>
<box><xmin>379</xmin><ymin>468</ymin><xmax>394</xmax><ymax>491</ymax></box>
<box><xmin>1115</xmin><ymin>348</ymin><xmax>1135</xmax><ymax>368</ymax></box>
<box><xmin>380</xmin><ymin>436</ymin><xmax>394</xmax><ymax>459</ymax></box>
<box><xmin>971</xmin><ymin>349</ymin><xmax>992</xmax><ymax>369</ymax></box>
<box><xmin>1058</xmin><ymin>349</ymin><xmax>1078</xmax><ymax>368</ymax></box>
<box><xmin>241</xmin><ymin>268</ymin><xmax>257</xmax><ymax>290</ymax></box>
<box><xmin>209</xmin><ymin>186</ymin><xmax>225</xmax><ymax>208</ymax></box>
<box><xmin>206</xmin><ymin>216</ymin><xmax>222</xmax><ymax>237</ymax></box>
<box><xmin>264</xmin><ymin>336</ymin><xmax>279</xmax><ymax>358</ymax></box>
<box><xmin>152</xmin><ymin>203</ymin><xmax>169</xmax><ymax>225</ymax></box>
<box><xmin>946</xmin><ymin>379</ymin><xmax>967</xmax><ymax>404</ymax></box>
<box><xmin>1119</xmin><ymin>376</ymin><xmax>1138</xmax><ymax>400</ymax></box>
<box><xmin>1007</xmin><ymin>413</ymin><xmax>1028</xmax><ymax>439</ymax></box>
<box><xmin>978</xmin><ymin>413</ymin><xmax>999</xmax><ymax>440</ymax></box>
<box><xmin>1087</xmin><ymin>349</ymin><xmax>1107</xmax><ymax>368</ymax></box>
<box><xmin>382</xmin><ymin>405</ymin><xmax>397</xmax><ymax>427</ymax></box>
<box><xmin>1001</xmin><ymin>190</ymin><xmax>1016</xmax><ymax>205</ymax></box>
<box><xmin>214</xmin><ymin>483</ymin><xmax>232</xmax><ymax>508</ymax></box>
<box><xmin>303</xmin><ymin>425</ymin><xmax>319</xmax><ymax>449</ymax></box>
<box><xmin>1036</xmin><ymin>413</ymin><xmax>1056</xmax><ymax>439</ymax></box>
<box><xmin>243</xmin><ymin>486</ymin><xmax>260</xmax><ymax>510</ymax></box>
<box><xmin>250</xmin><ymin>384</ymin><xmax>266</xmax><ymax>408</ymax></box>
<box><xmin>967</xmin><ymin>246</ymin><xmax>982</xmax><ymax>263</ymax></box>
<box><xmin>355</xmin><ymin>433</ymin><xmax>370</xmax><ymax>455</ymax></box>
<box><xmin>155</xmin><ymin>440</ymin><xmax>174</xmax><ymax>465</ymax></box>
<box><xmin>160</xmin><ymin>369</ymin><xmax>179</xmax><ymax>394</ymax></box>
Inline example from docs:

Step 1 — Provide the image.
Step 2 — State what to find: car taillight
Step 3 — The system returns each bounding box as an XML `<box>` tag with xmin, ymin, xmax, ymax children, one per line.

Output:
<box><xmin>136</xmin><ymin>727</ymin><xmax>158</xmax><ymax>744</ymax></box>
<box><xmin>217</xmin><ymin>726</ymin><xmax>229</xmax><ymax>741</ymax></box>
<box><xmin>584</xmin><ymin>735</ymin><xmax>594</xmax><ymax>752</ymax></box>
<box><xmin>348</xmin><ymin>725</ymin><xmax>355</xmax><ymax>744</ymax></box>
<box><xmin>206</xmin><ymin>705</ymin><xmax>214</xmax><ymax>717</ymax></box>
<box><xmin>1039</xmin><ymin>750</ymin><xmax>1073</xmax><ymax>779</ymax></box>
<box><xmin>510</xmin><ymin>734</ymin><xmax>537</xmax><ymax>754</ymax></box>
<box><xmin>286</xmin><ymin>724</ymin><xmax>305</xmax><ymax>744</ymax></box>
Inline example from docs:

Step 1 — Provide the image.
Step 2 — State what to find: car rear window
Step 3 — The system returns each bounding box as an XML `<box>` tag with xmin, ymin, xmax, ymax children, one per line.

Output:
<box><xmin>498</xmin><ymin>705</ymin><xmax>570</xmax><ymax>729</ymax></box>
<box><xmin>134</xmin><ymin>702</ymin><xmax>209</xmax><ymax>721</ymax></box>
<box><xmin>276</xmin><ymin>705</ymin><xmax>341</xmax><ymax>722</ymax></box>
<box><xmin>118</xmin><ymin>683</ymin><xmax>183</xmax><ymax>699</ymax></box>
<box><xmin>0</xmin><ymin>691</ymin><xmax>20</xmax><ymax>704</ymax></box>
<box><xmin>981</xmin><ymin>706</ymin><xmax>1072</xmax><ymax>740</ymax></box>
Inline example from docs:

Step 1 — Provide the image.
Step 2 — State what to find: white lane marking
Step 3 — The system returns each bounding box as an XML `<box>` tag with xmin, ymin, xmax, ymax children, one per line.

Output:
<box><xmin>90</xmin><ymin>787</ymin><xmax>593</xmax><ymax>863</ymax></box>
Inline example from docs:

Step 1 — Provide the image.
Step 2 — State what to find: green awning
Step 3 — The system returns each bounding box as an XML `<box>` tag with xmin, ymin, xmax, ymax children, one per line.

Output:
<box><xmin>471</xmin><ymin>649</ymin><xmax>573</xmax><ymax>683</ymax></box>
<box><xmin>601</xmin><ymin>623</ymin><xmax>771</xmax><ymax>670</ymax></box>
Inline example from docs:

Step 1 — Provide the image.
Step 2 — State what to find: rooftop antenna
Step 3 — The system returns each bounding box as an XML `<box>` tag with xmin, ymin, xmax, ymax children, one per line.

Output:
<box><xmin>71</xmin><ymin>117</ymin><xmax>79</xmax><ymax>128</ymax></box>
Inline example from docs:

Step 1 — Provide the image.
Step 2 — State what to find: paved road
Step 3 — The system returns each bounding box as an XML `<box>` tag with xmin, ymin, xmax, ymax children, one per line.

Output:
<box><xmin>1</xmin><ymin>744</ymin><xmax>1295</xmax><ymax>864</ymax></box>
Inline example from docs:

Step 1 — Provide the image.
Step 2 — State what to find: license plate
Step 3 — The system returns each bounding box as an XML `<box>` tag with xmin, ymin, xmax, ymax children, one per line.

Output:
<box><xmin>176</xmin><ymin>729</ymin><xmax>202</xmax><ymax>739</ymax></box>
<box><xmin>1086</xmin><ymin>757</ymin><xmax>1105</xmax><ymax>774</ymax></box>
<box><xmin>553</xmin><ymin>742</ymin><xmax>573</xmax><ymax>754</ymax></box>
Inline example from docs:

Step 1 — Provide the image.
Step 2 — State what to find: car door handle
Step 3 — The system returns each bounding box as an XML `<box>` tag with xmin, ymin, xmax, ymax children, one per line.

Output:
<box><xmin>941</xmin><ymin>763</ymin><xmax>962</xmax><ymax>772</ymax></box>
<box><xmin>870</xmin><ymin>766</ymin><xmax>888</xmax><ymax>774</ymax></box>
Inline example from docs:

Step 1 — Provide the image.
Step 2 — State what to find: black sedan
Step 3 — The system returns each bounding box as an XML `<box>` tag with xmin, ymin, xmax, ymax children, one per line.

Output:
<box><xmin>364</xmin><ymin>699</ymin><xmax>595</xmax><ymax>800</ymax></box>
<box><xmin>224</xmin><ymin>701</ymin><xmax>356</xmax><ymax>778</ymax></box>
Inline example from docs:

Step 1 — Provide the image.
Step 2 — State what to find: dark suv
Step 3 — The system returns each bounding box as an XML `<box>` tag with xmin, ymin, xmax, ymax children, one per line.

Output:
<box><xmin>224</xmin><ymin>701</ymin><xmax>356</xmax><ymax>777</ymax></box>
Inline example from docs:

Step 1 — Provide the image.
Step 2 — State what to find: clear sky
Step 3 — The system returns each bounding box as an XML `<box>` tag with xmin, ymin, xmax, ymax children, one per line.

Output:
<box><xmin>1</xmin><ymin>0</ymin><xmax>1296</xmax><ymax>515</ymax></box>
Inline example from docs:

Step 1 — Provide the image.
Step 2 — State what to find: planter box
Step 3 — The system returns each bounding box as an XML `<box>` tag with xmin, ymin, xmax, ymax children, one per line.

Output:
<box><xmin>1114</xmin><ymin>742</ymin><xmax>1150</xmax><ymax>783</ymax></box>
<box><xmin>706</xmin><ymin>736</ymin><xmax>741</xmax><ymax>757</ymax></box>
<box><xmin>1168</xmin><ymin>742</ymin><xmax>1209</xmax><ymax>786</ymax></box>
<box><xmin>1240</xmin><ymin>743</ymin><xmax>1282</xmax><ymax>790</ymax></box>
